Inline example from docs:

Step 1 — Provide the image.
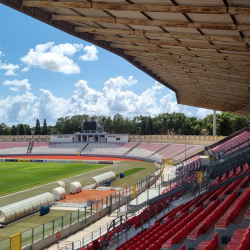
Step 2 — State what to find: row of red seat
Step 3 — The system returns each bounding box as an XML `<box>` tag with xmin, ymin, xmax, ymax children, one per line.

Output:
<box><xmin>115</xmin><ymin>189</ymin><xmax>216</xmax><ymax>250</ymax></box>
<box><xmin>225</xmin><ymin>224</ymin><xmax>250</xmax><ymax>250</ymax></box>
<box><xmin>218</xmin><ymin>177</ymin><xmax>243</xmax><ymax>198</ymax></box>
<box><xmin>211</xmin><ymin>131</ymin><xmax>250</xmax><ymax>154</ymax></box>
<box><xmin>216</xmin><ymin>187</ymin><xmax>250</xmax><ymax>228</ymax></box>
<box><xmin>187</xmin><ymin>192</ymin><xmax>236</xmax><ymax>239</ymax></box>
<box><xmin>161</xmin><ymin>204</ymin><xmax>205</xmax><ymax>248</ymax></box>
<box><xmin>196</xmin><ymin>232</ymin><xmax>218</xmax><ymax>250</ymax></box>
<box><xmin>161</xmin><ymin>173</ymin><xmax>198</xmax><ymax>194</ymax></box>
<box><xmin>212</xmin><ymin>163</ymin><xmax>249</xmax><ymax>187</ymax></box>
<box><xmin>184</xmin><ymin>155</ymin><xmax>204</xmax><ymax>172</ymax></box>
<box><xmin>129</xmin><ymin>190</ymin><xmax>185</xmax><ymax>228</ymax></box>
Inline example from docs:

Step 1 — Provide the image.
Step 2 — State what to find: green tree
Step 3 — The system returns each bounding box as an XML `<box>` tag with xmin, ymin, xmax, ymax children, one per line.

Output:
<box><xmin>35</xmin><ymin>119</ymin><xmax>41</xmax><ymax>135</ymax></box>
<box><xmin>141</xmin><ymin>119</ymin><xmax>147</xmax><ymax>135</ymax></box>
<box><xmin>41</xmin><ymin>119</ymin><xmax>48</xmax><ymax>135</ymax></box>
<box><xmin>0</xmin><ymin>123</ymin><xmax>11</xmax><ymax>135</ymax></box>
<box><xmin>147</xmin><ymin>116</ymin><xmax>155</xmax><ymax>135</ymax></box>
<box><xmin>11</xmin><ymin>125</ymin><xmax>17</xmax><ymax>135</ymax></box>
<box><xmin>26</xmin><ymin>126</ymin><xmax>32</xmax><ymax>135</ymax></box>
<box><xmin>218</xmin><ymin>112</ymin><xmax>234</xmax><ymax>136</ymax></box>
<box><xmin>19</xmin><ymin>124</ymin><xmax>25</xmax><ymax>135</ymax></box>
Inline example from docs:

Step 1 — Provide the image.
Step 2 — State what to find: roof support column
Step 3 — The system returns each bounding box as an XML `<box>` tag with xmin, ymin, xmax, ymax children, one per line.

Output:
<box><xmin>213</xmin><ymin>110</ymin><xmax>217</xmax><ymax>136</ymax></box>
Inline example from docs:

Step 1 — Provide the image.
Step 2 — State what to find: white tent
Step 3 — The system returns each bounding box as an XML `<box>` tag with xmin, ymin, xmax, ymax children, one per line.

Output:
<box><xmin>0</xmin><ymin>192</ymin><xmax>55</xmax><ymax>225</ymax></box>
<box><xmin>91</xmin><ymin>171</ymin><xmax>116</xmax><ymax>188</ymax></box>
<box><xmin>52</xmin><ymin>187</ymin><xmax>66</xmax><ymax>201</ymax></box>
<box><xmin>70</xmin><ymin>182</ymin><xmax>82</xmax><ymax>194</ymax></box>
<box><xmin>56</xmin><ymin>180</ymin><xmax>66</xmax><ymax>190</ymax></box>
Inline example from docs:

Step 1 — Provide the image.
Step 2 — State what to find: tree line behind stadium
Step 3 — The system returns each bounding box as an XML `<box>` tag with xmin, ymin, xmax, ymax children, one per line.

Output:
<box><xmin>0</xmin><ymin>112</ymin><xmax>249</xmax><ymax>136</ymax></box>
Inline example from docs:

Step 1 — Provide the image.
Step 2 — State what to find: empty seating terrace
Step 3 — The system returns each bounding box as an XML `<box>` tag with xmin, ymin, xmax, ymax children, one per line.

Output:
<box><xmin>81</xmin><ymin>142</ymin><xmax>137</xmax><ymax>155</ymax></box>
<box><xmin>212</xmin><ymin>131</ymin><xmax>250</xmax><ymax>155</ymax></box>
<box><xmin>127</xmin><ymin>143</ymin><xmax>167</xmax><ymax>157</ymax></box>
<box><xmin>31</xmin><ymin>142</ymin><xmax>87</xmax><ymax>154</ymax></box>
<box><xmin>150</xmin><ymin>144</ymin><xmax>202</xmax><ymax>162</ymax></box>
<box><xmin>0</xmin><ymin>142</ymin><xmax>29</xmax><ymax>154</ymax></box>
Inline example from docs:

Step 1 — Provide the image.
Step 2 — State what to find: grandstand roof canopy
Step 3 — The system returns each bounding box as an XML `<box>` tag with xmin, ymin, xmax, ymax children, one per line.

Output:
<box><xmin>2</xmin><ymin>0</ymin><xmax>250</xmax><ymax>116</ymax></box>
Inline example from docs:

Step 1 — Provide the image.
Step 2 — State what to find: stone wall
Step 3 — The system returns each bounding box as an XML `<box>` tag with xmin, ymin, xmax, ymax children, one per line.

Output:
<box><xmin>129</xmin><ymin>134</ymin><xmax>226</xmax><ymax>146</ymax></box>
<box><xmin>0</xmin><ymin>135</ymin><xmax>51</xmax><ymax>142</ymax></box>
<box><xmin>0</xmin><ymin>134</ymin><xmax>225</xmax><ymax>145</ymax></box>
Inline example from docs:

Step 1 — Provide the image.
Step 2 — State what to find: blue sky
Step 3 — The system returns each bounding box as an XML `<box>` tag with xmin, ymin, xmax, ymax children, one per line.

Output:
<box><xmin>0</xmin><ymin>4</ymin><xmax>212</xmax><ymax>126</ymax></box>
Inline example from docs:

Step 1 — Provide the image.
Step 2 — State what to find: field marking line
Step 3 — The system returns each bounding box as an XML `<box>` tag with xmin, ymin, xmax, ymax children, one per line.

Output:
<box><xmin>0</xmin><ymin>164</ymin><xmax>116</xmax><ymax>199</ymax></box>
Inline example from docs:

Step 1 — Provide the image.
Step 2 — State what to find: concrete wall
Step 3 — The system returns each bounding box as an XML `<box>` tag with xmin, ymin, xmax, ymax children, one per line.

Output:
<box><xmin>50</xmin><ymin>134</ymin><xmax>75</xmax><ymax>143</ymax></box>
<box><xmin>0</xmin><ymin>134</ymin><xmax>225</xmax><ymax>145</ymax></box>
<box><xmin>106</xmin><ymin>134</ymin><xmax>128</xmax><ymax>143</ymax></box>
<box><xmin>0</xmin><ymin>135</ymin><xmax>50</xmax><ymax>142</ymax></box>
<box><xmin>129</xmin><ymin>134</ymin><xmax>225</xmax><ymax>146</ymax></box>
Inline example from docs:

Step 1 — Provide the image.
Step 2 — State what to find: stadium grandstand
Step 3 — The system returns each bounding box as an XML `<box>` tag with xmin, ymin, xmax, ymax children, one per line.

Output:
<box><xmin>1</xmin><ymin>0</ymin><xmax>250</xmax><ymax>249</ymax></box>
<box><xmin>0</xmin><ymin>127</ymin><xmax>249</xmax><ymax>250</ymax></box>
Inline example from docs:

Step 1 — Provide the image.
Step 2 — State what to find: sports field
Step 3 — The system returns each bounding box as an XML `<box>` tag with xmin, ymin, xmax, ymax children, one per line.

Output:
<box><xmin>0</xmin><ymin>162</ymin><xmax>108</xmax><ymax>197</ymax></box>
<box><xmin>0</xmin><ymin>160</ymin><xmax>155</xmax><ymax>207</ymax></box>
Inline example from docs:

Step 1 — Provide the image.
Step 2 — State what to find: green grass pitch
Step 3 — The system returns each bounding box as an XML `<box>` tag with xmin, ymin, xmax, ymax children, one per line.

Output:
<box><xmin>0</xmin><ymin>162</ymin><xmax>108</xmax><ymax>197</ymax></box>
<box><xmin>120</xmin><ymin>168</ymin><xmax>145</xmax><ymax>177</ymax></box>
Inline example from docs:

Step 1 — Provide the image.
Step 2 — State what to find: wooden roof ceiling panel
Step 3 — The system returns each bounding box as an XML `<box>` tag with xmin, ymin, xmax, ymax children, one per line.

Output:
<box><xmin>90</xmin><ymin>0</ymin><xmax>128</xmax><ymax>3</ymax></box>
<box><xmin>176</xmin><ymin>39</ymin><xmax>211</xmax><ymax>45</ymax></box>
<box><xmin>104</xmin><ymin>10</ymin><xmax>147</xmax><ymax>20</ymax></box>
<box><xmin>129</xmin><ymin>0</ymin><xmax>173</xmax><ymax>5</ymax></box>
<box><xmin>143</xmin><ymin>12</ymin><xmax>188</xmax><ymax>22</ymax></box>
<box><xmin>200</xmin><ymin>29</ymin><xmax>241</xmax><ymax>37</ymax></box>
<box><xmin>234</xmin><ymin>15</ymin><xmax>250</xmax><ymax>25</ymax></box>
<box><xmin>128</xmin><ymin>25</ymin><xmax>163</xmax><ymax>32</ymax></box>
<box><xmin>2</xmin><ymin>0</ymin><xmax>250</xmax><ymax>115</ymax></box>
<box><xmin>212</xmin><ymin>41</ymin><xmax>247</xmax><ymax>47</ymax></box>
<box><xmin>53</xmin><ymin>8</ymin><xmax>78</xmax><ymax>15</ymax></box>
<box><xmin>187</xmin><ymin>13</ymin><xmax>234</xmax><ymax>24</ymax></box>
<box><xmin>70</xmin><ymin>21</ymin><xmax>101</xmax><ymax>28</ymax></box>
<box><xmin>145</xmin><ymin>36</ymin><xmax>178</xmax><ymax>43</ymax></box>
<box><xmin>230</xmin><ymin>0</ymin><xmax>250</xmax><ymax>7</ymax></box>
<box><xmin>174</xmin><ymin>0</ymin><xmax>225</xmax><ymax>7</ymax></box>
<box><xmin>160</xmin><ymin>27</ymin><xmax>201</xmax><ymax>34</ymax></box>
<box><xmin>71</xmin><ymin>9</ymin><xmax>112</xmax><ymax>18</ymax></box>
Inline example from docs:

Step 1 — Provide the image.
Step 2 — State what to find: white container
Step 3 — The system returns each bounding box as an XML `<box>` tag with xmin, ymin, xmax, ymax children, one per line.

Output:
<box><xmin>52</xmin><ymin>187</ymin><xmax>66</xmax><ymax>201</ymax></box>
<box><xmin>70</xmin><ymin>182</ymin><xmax>82</xmax><ymax>194</ymax></box>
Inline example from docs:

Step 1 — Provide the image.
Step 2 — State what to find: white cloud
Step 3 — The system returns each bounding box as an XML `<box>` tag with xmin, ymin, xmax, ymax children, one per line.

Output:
<box><xmin>196</xmin><ymin>108</ymin><xmax>213</xmax><ymax>117</ymax></box>
<box><xmin>3</xmin><ymin>79</ymin><xmax>31</xmax><ymax>92</ymax></box>
<box><xmin>9</xmin><ymin>87</ymin><xmax>19</xmax><ymax>92</ymax></box>
<box><xmin>22</xmin><ymin>67</ymin><xmax>30</xmax><ymax>72</ymax></box>
<box><xmin>21</xmin><ymin>42</ymin><xmax>82</xmax><ymax>74</ymax></box>
<box><xmin>79</xmin><ymin>45</ymin><xmax>98</xmax><ymax>61</ymax></box>
<box><xmin>0</xmin><ymin>92</ymin><xmax>36</xmax><ymax>122</ymax></box>
<box><xmin>30</xmin><ymin>77</ymin><xmax>184</xmax><ymax>123</ymax></box>
<box><xmin>0</xmin><ymin>60</ymin><xmax>19</xmax><ymax>75</ymax></box>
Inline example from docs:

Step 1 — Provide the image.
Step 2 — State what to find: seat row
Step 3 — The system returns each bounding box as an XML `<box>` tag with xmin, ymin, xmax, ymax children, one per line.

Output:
<box><xmin>212</xmin><ymin>163</ymin><xmax>249</xmax><ymax>187</ymax></box>
<box><xmin>211</xmin><ymin>131</ymin><xmax>250</xmax><ymax>154</ymax></box>
<box><xmin>224</xmin><ymin>224</ymin><xmax>250</xmax><ymax>250</ymax></box>
<box><xmin>161</xmin><ymin>173</ymin><xmax>198</xmax><ymax>194</ymax></box>
<box><xmin>216</xmin><ymin>187</ymin><xmax>250</xmax><ymax>229</ymax></box>
<box><xmin>184</xmin><ymin>155</ymin><xmax>204</xmax><ymax>172</ymax></box>
<box><xmin>129</xmin><ymin>190</ymin><xmax>185</xmax><ymax>228</ymax></box>
<box><xmin>187</xmin><ymin>192</ymin><xmax>236</xmax><ymax>240</ymax></box>
<box><xmin>196</xmin><ymin>232</ymin><xmax>218</xmax><ymax>250</ymax></box>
